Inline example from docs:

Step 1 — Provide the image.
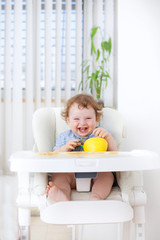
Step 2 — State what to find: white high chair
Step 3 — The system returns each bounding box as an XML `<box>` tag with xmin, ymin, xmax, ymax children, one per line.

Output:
<box><xmin>9</xmin><ymin>107</ymin><xmax>160</xmax><ymax>240</ymax></box>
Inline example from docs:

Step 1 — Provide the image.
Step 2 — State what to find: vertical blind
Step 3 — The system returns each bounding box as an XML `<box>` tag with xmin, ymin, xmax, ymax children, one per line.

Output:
<box><xmin>0</xmin><ymin>0</ymin><xmax>115</xmax><ymax>173</ymax></box>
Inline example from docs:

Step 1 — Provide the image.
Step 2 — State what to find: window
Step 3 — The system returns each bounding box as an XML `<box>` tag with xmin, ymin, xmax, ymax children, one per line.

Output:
<box><xmin>0</xmin><ymin>0</ymin><xmax>115</xmax><ymax>105</ymax></box>
<box><xmin>0</xmin><ymin>0</ymin><xmax>82</xmax><ymax>95</ymax></box>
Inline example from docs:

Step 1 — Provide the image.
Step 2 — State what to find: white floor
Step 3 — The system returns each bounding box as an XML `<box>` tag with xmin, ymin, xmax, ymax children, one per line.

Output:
<box><xmin>31</xmin><ymin>216</ymin><xmax>72</xmax><ymax>240</ymax></box>
<box><xmin>30</xmin><ymin>216</ymin><xmax>119</xmax><ymax>240</ymax></box>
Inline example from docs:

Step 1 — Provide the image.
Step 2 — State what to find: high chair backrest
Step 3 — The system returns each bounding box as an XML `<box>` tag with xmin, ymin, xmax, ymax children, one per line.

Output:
<box><xmin>32</xmin><ymin>107</ymin><xmax>124</xmax><ymax>152</ymax></box>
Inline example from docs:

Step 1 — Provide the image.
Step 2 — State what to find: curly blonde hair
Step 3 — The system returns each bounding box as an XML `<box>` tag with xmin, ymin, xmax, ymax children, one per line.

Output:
<box><xmin>61</xmin><ymin>93</ymin><xmax>103</xmax><ymax>121</ymax></box>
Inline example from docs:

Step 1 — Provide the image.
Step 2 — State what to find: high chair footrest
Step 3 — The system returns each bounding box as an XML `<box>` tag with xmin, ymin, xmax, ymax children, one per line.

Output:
<box><xmin>40</xmin><ymin>200</ymin><xmax>133</xmax><ymax>225</ymax></box>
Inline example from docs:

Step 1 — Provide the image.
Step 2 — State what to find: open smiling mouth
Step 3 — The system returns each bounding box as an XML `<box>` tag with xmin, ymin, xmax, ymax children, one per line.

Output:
<box><xmin>78</xmin><ymin>127</ymin><xmax>88</xmax><ymax>133</ymax></box>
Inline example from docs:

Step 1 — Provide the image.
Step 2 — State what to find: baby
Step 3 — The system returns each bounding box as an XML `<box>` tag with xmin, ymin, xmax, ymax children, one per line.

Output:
<box><xmin>46</xmin><ymin>93</ymin><xmax>117</xmax><ymax>201</ymax></box>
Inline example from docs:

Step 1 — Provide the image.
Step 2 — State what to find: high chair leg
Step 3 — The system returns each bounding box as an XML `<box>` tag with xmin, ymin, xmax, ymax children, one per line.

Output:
<box><xmin>134</xmin><ymin>206</ymin><xmax>145</xmax><ymax>240</ymax></box>
<box><xmin>67</xmin><ymin>225</ymin><xmax>76</xmax><ymax>240</ymax></box>
<box><xmin>135</xmin><ymin>223</ymin><xmax>145</xmax><ymax>240</ymax></box>
<box><xmin>18</xmin><ymin>226</ymin><xmax>30</xmax><ymax>240</ymax></box>
<box><xmin>77</xmin><ymin>225</ymin><xmax>83</xmax><ymax>240</ymax></box>
<box><xmin>18</xmin><ymin>208</ymin><xmax>30</xmax><ymax>240</ymax></box>
<box><xmin>121</xmin><ymin>221</ymin><xmax>131</xmax><ymax>240</ymax></box>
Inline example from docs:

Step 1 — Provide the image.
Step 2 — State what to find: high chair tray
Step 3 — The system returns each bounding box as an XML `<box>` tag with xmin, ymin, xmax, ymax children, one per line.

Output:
<box><xmin>10</xmin><ymin>150</ymin><xmax>160</xmax><ymax>172</ymax></box>
<box><xmin>40</xmin><ymin>200</ymin><xmax>133</xmax><ymax>225</ymax></box>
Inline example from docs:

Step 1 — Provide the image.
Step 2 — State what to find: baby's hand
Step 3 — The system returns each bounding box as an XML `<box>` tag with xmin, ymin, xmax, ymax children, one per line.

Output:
<box><xmin>92</xmin><ymin>127</ymin><xmax>117</xmax><ymax>151</ymax></box>
<box><xmin>92</xmin><ymin>127</ymin><xmax>110</xmax><ymax>139</ymax></box>
<box><xmin>64</xmin><ymin>139</ymin><xmax>81</xmax><ymax>151</ymax></box>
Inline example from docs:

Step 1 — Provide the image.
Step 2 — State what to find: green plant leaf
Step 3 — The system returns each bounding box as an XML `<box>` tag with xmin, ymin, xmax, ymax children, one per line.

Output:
<box><xmin>89</xmin><ymin>79</ymin><xmax>93</xmax><ymax>93</ymax></box>
<box><xmin>90</xmin><ymin>26</ymin><xmax>99</xmax><ymax>38</ymax></box>
<box><xmin>91</xmin><ymin>72</ymin><xmax>96</xmax><ymax>80</ymax></box>
<box><xmin>102</xmin><ymin>38</ymin><xmax>112</xmax><ymax>55</ymax></box>
<box><xmin>90</xmin><ymin>26</ymin><xmax>100</xmax><ymax>55</ymax></box>
<box><xmin>95</xmin><ymin>70</ymin><xmax>100</xmax><ymax>78</ymax></box>
<box><xmin>96</xmin><ymin>49</ymin><xmax>100</xmax><ymax>61</ymax></box>
<box><xmin>91</xmin><ymin>40</ymin><xmax>96</xmax><ymax>55</ymax></box>
<box><xmin>101</xmin><ymin>41</ymin><xmax>105</xmax><ymax>52</ymax></box>
<box><xmin>105</xmin><ymin>81</ymin><xmax>108</xmax><ymax>88</ymax></box>
<box><xmin>104</xmin><ymin>72</ymin><xmax>111</xmax><ymax>79</ymax></box>
<box><xmin>96</xmin><ymin>87</ymin><xmax>101</xmax><ymax>99</ymax></box>
<box><xmin>108</xmin><ymin>38</ymin><xmax>112</xmax><ymax>55</ymax></box>
<box><xmin>80</xmin><ymin>26</ymin><xmax>112</xmax><ymax>100</ymax></box>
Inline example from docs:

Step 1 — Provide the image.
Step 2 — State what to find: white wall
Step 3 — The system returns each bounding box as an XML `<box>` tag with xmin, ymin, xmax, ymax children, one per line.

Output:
<box><xmin>117</xmin><ymin>0</ymin><xmax>160</xmax><ymax>239</ymax></box>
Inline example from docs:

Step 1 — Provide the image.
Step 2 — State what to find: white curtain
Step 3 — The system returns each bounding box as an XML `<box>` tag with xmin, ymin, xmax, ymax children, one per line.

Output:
<box><xmin>0</xmin><ymin>0</ymin><xmax>115</xmax><ymax>173</ymax></box>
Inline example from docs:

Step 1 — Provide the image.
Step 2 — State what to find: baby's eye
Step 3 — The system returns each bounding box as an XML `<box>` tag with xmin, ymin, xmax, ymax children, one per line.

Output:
<box><xmin>74</xmin><ymin>118</ymin><xmax>79</xmax><ymax>120</ymax></box>
<box><xmin>86</xmin><ymin>117</ymin><xmax>91</xmax><ymax>120</ymax></box>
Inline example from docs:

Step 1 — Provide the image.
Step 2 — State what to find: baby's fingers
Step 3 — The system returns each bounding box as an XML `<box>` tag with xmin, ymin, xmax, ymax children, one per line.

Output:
<box><xmin>93</xmin><ymin>128</ymin><xmax>103</xmax><ymax>136</ymax></box>
<box><xmin>72</xmin><ymin>139</ymin><xmax>81</xmax><ymax>145</ymax></box>
<box><xmin>93</xmin><ymin>128</ymin><xmax>107</xmax><ymax>138</ymax></box>
<box><xmin>68</xmin><ymin>139</ymin><xmax>81</xmax><ymax>150</ymax></box>
<box><xmin>99</xmin><ymin>132</ymin><xmax>107</xmax><ymax>138</ymax></box>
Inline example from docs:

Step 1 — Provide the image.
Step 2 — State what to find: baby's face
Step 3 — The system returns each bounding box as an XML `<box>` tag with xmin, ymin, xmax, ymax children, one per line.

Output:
<box><xmin>67</xmin><ymin>103</ymin><xmax>97</xmax><ymax>137</ymax></box>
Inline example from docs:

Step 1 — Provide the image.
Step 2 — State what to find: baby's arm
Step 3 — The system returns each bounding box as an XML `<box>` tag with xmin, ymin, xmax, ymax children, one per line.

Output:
<box><xmin>92</xmin><ymin>127</ymin><xmax>117</xmax><ymax>151</ymax></box>
<box><xmin>54</xmin><ymin>139</ymin><xmax>81</xmax><ymax>152</ymax></box>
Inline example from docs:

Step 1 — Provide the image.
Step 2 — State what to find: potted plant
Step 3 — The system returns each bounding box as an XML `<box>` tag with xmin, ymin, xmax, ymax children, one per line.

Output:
<box><xmin>79</xmin><ymin>26</ymin><xmax>112</xmax><ymax>104</ymax></box>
